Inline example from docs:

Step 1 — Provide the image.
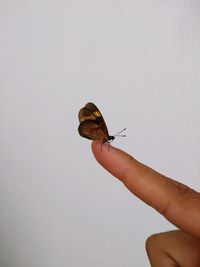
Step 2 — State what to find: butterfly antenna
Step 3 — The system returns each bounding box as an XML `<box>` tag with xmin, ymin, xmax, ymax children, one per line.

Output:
<box><xmin>114</xmin><ymin>128</ymin><xmax>126</xmax><ymax>137</ymax></box>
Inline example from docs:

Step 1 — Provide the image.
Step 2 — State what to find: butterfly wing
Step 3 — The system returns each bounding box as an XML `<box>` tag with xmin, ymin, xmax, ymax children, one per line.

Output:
<box><xmin>78</xmin><ymin>106</ymin><xmax>97</xmax><ymax>123</ymax></box>
<box><xmin>78</xmin><ymin>120</ymin><xmax>108</xmax><ymax>140</ymax></box>
<box><xmin>78</xmin><ymin>102</ymin><xmax>109</xmax><ymax>141</ymax></box>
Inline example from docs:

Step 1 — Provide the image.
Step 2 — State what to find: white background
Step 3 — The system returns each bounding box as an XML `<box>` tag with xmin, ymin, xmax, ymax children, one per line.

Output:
<box><xmin>0</xmin><ymin>1</ymin><xmax>200</xmax><ymax>266</ymax></box>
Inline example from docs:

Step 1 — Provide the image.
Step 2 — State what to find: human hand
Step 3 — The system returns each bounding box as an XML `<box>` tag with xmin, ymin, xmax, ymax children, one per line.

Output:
<box><xmin>91</xmin><ymin>141</ymin><xmax>200</xmax><ymax>266</ymax></box>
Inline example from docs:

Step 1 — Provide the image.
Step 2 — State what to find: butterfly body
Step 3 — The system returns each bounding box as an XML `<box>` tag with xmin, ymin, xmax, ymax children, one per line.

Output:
<box><xmin>78</xmin><ymin>102</ymin><xmax>115</xmax><ymax>143</ymax></box>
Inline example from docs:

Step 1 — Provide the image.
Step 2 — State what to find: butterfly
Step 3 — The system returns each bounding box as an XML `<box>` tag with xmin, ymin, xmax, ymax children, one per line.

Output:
<box><xmin>78</xmin><ymin>102</ymin><xmax>126</xmax><ymax>143</ymax></box>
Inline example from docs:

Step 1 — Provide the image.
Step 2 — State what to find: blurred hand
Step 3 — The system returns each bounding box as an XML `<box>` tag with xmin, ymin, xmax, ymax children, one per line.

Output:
<box><xmin>92</xmin><ymin>141</ymin><xmax>200</xmax><ymax>267</ymax></box>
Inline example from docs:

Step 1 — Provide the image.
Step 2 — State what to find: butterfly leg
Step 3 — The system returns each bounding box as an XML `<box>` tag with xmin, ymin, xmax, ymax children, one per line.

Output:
<box><xmin>100</xmin><ymin>142</ymin><xmax>103</xmax><ymax>152</ymax></box>
<box><xmin>108</xmin><ymin>142</ymin><xmax>111</xmax><ymax>151</ymax></box>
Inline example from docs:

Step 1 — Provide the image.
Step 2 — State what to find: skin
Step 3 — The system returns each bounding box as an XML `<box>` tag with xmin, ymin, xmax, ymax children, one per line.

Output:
<box><xmin>91</xmin><ymin>141</ymin><xmax>200</xmax><ymax>267</ymax></box>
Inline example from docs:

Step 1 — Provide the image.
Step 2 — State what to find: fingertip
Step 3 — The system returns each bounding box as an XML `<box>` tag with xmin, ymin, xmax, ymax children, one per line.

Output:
<box><xmin>91</xmin><ymin>141</ymin><xmax>132</xmax><ymax>180</ymax></box>
<box><xmin>91</xmin><ymin>141</ymin><xmax>113</xmax><ymax>162</ymax></box>
<box><xmin>91</xmin><ymin>140</ymin><xmax>102</xmax><ymax>154</ymax></box>
<box><xmin>91</xmin><ymin>141</ymin><xmax>167</xmax><ymax>209</ymax></box>
<box><xmin>91</xmin><ymin>140</ymin><xmax>101</xmax><ymax>160</ymax></box>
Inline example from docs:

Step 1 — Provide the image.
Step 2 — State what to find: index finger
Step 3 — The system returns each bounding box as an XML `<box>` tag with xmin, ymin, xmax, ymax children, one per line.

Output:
<box><xmin>91</xmin><ymin>141</ymin><xmax>200</xmax><ymax>238</ymax></box>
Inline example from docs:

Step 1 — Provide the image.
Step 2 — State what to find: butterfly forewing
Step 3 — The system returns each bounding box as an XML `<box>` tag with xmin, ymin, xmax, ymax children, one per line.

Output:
<box><xmin>85</xmin><ymin>103</ymin><xmax>109</xmax><ymax>135</ymax></box>
<box><xmin>78</xmin><ymin>107</ymin><xmax>97</xmax><ymax>123</ymax></box>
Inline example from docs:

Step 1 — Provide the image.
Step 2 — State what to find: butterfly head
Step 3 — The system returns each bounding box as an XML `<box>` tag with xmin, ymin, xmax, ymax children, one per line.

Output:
<box><xmin>105</xmin><ymin>135</ymin><xmax>115</xmax><ymax>143</ymax></box>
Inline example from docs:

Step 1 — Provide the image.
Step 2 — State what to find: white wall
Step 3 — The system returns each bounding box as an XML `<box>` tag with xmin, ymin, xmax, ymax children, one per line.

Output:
<box><xmin>1</xmin><ymin>1</ymin><xmax>200</xmax><ymax>266</ymax></box>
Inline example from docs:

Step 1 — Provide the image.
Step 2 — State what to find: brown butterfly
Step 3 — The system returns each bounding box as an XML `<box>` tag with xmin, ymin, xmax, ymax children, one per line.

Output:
<box><xmin>78</xmin><ymin>102</ymin><xmax>126</xmax><ymax>143</ymax></box>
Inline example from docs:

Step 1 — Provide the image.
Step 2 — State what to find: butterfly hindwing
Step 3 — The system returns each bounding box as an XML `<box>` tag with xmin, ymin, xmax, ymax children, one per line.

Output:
<box><xmin>78</xmin><ymin>120</ymin><xmax>108</xmax><ymax>140</ymax></box>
